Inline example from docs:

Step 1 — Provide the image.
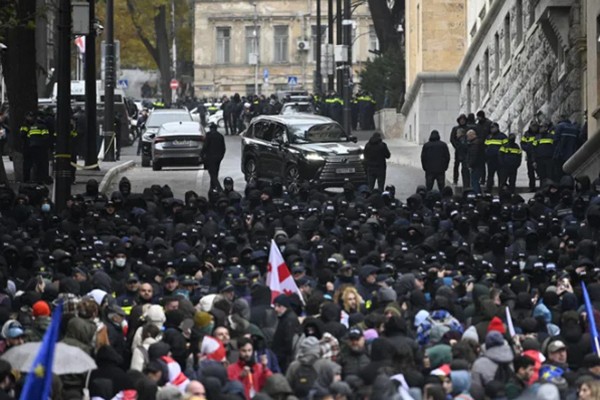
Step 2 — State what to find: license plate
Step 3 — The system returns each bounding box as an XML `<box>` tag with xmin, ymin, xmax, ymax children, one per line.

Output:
<box><xmin>336</xmin><ymin>167</ymin><xmax>355</xmax><ymax>174</ymax></box>
<box><xmin>171</xmin><ymin>140</ymin><xmax>193</xmax><ymax>146</ymax></box>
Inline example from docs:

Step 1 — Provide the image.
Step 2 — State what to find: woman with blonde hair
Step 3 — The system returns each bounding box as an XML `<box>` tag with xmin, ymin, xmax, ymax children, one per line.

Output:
<box><xmin>340</xmin><ymin>286</ymin><xmax>364</xmax><ymax>314</ymax></box>
<box><xmin>578</xmin><ymin>380</ymin><xmax>600</xmax><ymax>400</ymax></box>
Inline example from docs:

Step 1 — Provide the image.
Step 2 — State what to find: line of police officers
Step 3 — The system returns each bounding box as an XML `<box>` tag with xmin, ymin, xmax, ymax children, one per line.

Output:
<box><xmin>19</xmin><ymin>109</ymin><xmax>79</xmax><ymax>185</ymax></box>
<box><xmin>451</xmin><ymin>111</ymin><xmax>585</xmax><ymax>193</ymax></box>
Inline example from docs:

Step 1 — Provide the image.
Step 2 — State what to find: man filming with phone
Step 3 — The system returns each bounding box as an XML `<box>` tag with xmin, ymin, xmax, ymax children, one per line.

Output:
<box><xmin>227</xmin><ymin>337</ymin><xmax>272</xmax><ymax>399</ymax></box>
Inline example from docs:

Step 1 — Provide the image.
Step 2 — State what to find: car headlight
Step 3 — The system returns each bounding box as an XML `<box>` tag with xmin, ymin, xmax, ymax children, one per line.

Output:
<box><xmin>305</xmin><ymin>153</ymin><xmax>324</xmax><ymax>161</ymax></box>
<box><xmin>359</xmin><ymin>153</ymin><xmax>364</xmax><ymax>160</ymax></box>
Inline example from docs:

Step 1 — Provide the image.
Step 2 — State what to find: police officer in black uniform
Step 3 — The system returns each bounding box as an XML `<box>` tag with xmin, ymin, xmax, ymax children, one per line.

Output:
<box><xmin>20</xmin><ymin>111</ymin><xmax>52</xmax><ymax>184</ymax></box>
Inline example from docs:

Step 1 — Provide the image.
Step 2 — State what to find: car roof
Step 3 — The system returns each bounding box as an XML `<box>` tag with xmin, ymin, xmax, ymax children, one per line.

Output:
<box><xmin>150</xmin><ymin>108</ymin><xmax>190</xmax><ymax>114</ymax></box>
<box><xmin>253</xmin><ymin>114</ymin><xmax>333</xmax><ymax>125</ymax></box>
<box><xmin>283</xmin><ymin>102</ymin><xmax>312</xmax><ymax>106</ymax></box>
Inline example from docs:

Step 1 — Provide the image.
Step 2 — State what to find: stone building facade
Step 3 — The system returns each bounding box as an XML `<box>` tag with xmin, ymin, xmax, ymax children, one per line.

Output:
<box><xmin>402</xmin><ymin>0</ymin><xmax>597</xmax><ymax>146</ymax></box>
<box><xmin>193</xmin><ymin>0</ymin><xmax>375</xmax><ymax>97</ymax></box>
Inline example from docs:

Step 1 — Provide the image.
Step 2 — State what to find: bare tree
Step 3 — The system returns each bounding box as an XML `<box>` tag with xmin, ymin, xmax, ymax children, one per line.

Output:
<box><xmin>367</xmin><ymin>0</ymin><xmax>404</xmax><ymax>53</ymax></box>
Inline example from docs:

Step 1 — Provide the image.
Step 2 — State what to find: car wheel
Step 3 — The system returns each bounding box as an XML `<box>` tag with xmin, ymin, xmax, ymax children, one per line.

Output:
<box><xmin>244</xmin><ymin>158</ymin><xmax>258</xmax><ymax>183</ymax></box>
<box><xmin>141</xmin><ymin>155</ymin><xmax>150</xmax><ymax>167</ymax></box>
<box><xmin>285</xmin><ymin>164</ymin><xmax>300</xmax><ymax>193</ymax></box>
<box><xmin>152</xmin><ymin>160</ymin><xmax>162</xmax><ymax>171</ymax></box>
<box><xmin>218</xmin><ymin>119</ymin><xmax>225</xmax><ymax>128</ymax></box>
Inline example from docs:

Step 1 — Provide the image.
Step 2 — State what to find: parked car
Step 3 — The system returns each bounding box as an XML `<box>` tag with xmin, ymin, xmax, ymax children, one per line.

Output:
<box><xmin>140</xmin><ymin>109</ymin><xmax>192</xmax><ymax>167</ymax></box>
<box><xmin>207</xmin><ymin>110</ymin><xmax>225</xmax><ymax>128</ymax></box>
<box><xmin>280</xmin><ymin>102</ymin><xmax>315</xmax><ymax>115</ymax></box>
<box><xmin>151</xmin><ymin>121</ymin><xmax>205</xmax><ymax>171</ymax></box>
<box><xmin>241</xmin><ymin>114</ymin><xmax>366</xmax><ymax>189</ymax></box>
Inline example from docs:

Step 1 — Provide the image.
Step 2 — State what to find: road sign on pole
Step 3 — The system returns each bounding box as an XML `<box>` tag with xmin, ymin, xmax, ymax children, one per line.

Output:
<box><xmin>117</xmin><ymin>79</ymin><xmax>128</xmax><ymax>89</ymax></box>
<box><xmin>170</xmin><ymin>79</ymin><xmax>179</xmax><ymax>90</ymax></box>
<box><xmin>287</xmin><ymin>76</ymin><xmax>298</xmax><ymax>87</ymax></box>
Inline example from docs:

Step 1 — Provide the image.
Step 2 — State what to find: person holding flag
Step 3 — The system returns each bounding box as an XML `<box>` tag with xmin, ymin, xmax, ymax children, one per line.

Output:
<box><xmin>19</xmin><ymin>302</ymin><xmax>63</xmax><ymax>400</ymax></box>
<box><xmin>267</xmin><ymin>239</ymin><xmax>302</xmax><ymax>372</ymax></box>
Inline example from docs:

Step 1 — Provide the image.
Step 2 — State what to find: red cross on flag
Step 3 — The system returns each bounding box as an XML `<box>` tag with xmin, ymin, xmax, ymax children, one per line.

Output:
<box><xmin>267</xmin><ymin>239</ymin><xmax>305</xmax><ymax>305</ymax></box>
<box><xmin>74</xmin><ymin>36</ymin><xmax>85</xmax><ymax>54</ymax></box>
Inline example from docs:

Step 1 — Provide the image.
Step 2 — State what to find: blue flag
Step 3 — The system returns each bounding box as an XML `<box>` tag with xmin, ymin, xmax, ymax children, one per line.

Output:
<box><xmin>582</xmin><ymin>282</ymin><xmax>600</xmax><ymax>356</ymax></box>
<box><xmin>19</xmin><ymin>301</ymin><xmax>63</xmax><ymax>400</ymax></box>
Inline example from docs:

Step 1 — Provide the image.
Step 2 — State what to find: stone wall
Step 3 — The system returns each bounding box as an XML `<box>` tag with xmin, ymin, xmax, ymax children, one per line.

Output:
<box><xmin>459</xmin><ymin>0</ymin><xmax>584</xmax><ymax>134</ymax></box>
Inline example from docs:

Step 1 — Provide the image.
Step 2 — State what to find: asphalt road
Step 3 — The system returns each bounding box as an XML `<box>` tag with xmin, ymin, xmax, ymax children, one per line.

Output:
<box><xmin>106</xmin><ymin>131</ymin><xmax>426</xmax><ymax>201</ymax></box>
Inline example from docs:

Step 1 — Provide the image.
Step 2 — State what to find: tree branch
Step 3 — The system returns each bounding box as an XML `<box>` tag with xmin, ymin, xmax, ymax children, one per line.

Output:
<box><xmin>125</xmin><ymin>0</ymin><xmax>160</xmax><ymax>67</ymax></box>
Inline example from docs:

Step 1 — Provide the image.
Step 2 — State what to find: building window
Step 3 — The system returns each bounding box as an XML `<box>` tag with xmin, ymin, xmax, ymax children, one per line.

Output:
<box><xmin>475</xmin><ymin>67</ymin><xmax>481</xmax><ymax>108</ymax></box>
<box><xmin>516</xmin><ymin>0</ymin><xmax>523</xmax><ymax>45</ymax></box>
<box><xmin>369</xmin><ymin>25</ymin><xmax>379</xmax><ymax>52</ymax></box>
<box><xmin>245</xmin><ymin>84</ymin><xmax>262</xmax><ymax>95</ymax></box>
<box><xmin>557</xmin><ymin>45</ymin><xmax>566</xmax><ymax>78</ymax></box>
<box><xmin>466</xmin><ymin>80</ymin><xmax>472</xmax><ymax>113</ymax></box>
<box><xmin>494</xmin><ymin>33</ymin><xmax>500</xmax><ymax>78</ymax></box>
<box><xmin>484</xmin><ymin>50</ymin><xmax>490</xmax><ymax>97</ymax></box>
<box><xmin>216</xmin><ymin>27</ymin><xmax>231</xmax><ymax>64</ymax></box>
<box><xmin>274</xmin><ymin>25</ymin><xmax>289</xmax><ymax>63</ymax></box>
<box><xmin>311</xmin><ymin>25</ymin><xmax>327</xmax><ymax>62</ymax></box>
<box><xmin>245</xmin><ymin>26</ymin><xmax>260</xmax><ymax>64</ymax></box>
<box><xmin>503</xmin><ymin>14</ymin><xmax>511</xmax><ymax>64</ymax></box>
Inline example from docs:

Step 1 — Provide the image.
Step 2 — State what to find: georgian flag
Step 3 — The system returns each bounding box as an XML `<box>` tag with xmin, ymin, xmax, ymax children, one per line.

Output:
<box><xmin>267</xmin><ymin>239</ymin><xmax>305</xmax><ymax>305</ymax></box>
<box><xmin>74</xmin><ymin>36</ymin><xmax>85</xmax><ymax>54</ymax></box>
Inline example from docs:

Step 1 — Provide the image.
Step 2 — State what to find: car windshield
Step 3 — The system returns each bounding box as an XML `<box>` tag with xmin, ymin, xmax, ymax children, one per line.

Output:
<box><xmin>289</xmin><ymin>122</ymin><xmax>347</xmax><ymax>143</ymax></box>
<box><xmin>282</xmin><ymin>104</ymin><xmax>314</xmax><ymax>115</ymax></box>
<box><xmin>147</xmin><ymin>112</ymin><xmax>191</xmax><ymax>127</ymax></box>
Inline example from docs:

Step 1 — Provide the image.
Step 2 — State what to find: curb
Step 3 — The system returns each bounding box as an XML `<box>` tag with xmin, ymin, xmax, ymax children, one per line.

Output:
<box><xmin>99</xmin><ymin>160</ymin><xmax>135</xmax><ymax>194</ymax></box>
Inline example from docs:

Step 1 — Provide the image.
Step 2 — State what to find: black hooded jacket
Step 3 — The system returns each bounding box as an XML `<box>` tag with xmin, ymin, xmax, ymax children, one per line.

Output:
<box><xmin>421</xmin><ymin>130</ymin><xmax>450</xmax><ymax>174</ymax></box>
<box><xmin>363</xmin><ymin>132</ymin><xmax>391</xmax><ymax>171</ymax></box>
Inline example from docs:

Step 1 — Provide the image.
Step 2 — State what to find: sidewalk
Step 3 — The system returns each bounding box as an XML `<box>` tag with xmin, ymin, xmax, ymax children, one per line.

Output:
<box><xmin>1</xmin><ymin>147</ymin><xmax>136</xmax><ymax>195</ymax></box>
<box><xmin>356</xmin><ymin>131</ymin><xmax>533</xmax><ymax>193</ymax></box>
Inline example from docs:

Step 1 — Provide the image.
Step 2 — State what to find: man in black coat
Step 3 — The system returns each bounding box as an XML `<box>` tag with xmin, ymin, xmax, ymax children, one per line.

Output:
<box><xmin>450</xmin><ymin>114</ymin><xmax>470</xmax><ymax>187</ymax></box>
<box><xmin>271</xmin><ymin>294</ymin><xmax>300</xmax><ymax>372</ymax></box>
<box><xmin>363</xmin><ymin>131</ymin><xmax>391</xmax><ymax>191</ymax></box>
<box><xmin>420</xmin><ymin>130</ymin><xmax>450</xmax><ymax>191</ymax></box>
<box><xmin>201</xmin><ymin>123</ymin><xmax>226</xmax><ymax>191</ymax></box>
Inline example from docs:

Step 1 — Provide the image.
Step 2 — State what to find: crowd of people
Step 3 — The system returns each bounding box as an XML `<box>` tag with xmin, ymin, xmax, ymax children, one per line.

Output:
<box><xmin>0</xmin><ymin>167</ymin><xmax>595</xmax><ymax>400</ymax></box>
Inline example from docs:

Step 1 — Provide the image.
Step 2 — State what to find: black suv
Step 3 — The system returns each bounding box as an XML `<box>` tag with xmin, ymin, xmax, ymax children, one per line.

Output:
<box><xmin>241</xmin><ymin>115</ymin><xmax>367</xmax><ymax>188</ymax></box>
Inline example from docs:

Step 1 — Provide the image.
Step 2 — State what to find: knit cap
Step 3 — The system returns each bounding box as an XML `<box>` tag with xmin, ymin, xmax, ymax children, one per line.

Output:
<box><xmin>487</xmin><ymin>316</ymin><xmax>506</xmax><ymax>334</ymax></box>
<box><xmin>32</xmin><ymin>301</ymin><xmax>51</xmax><ymax>317</ymax></box>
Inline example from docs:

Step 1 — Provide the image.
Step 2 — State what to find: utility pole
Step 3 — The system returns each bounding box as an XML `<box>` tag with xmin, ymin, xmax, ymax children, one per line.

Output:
<box><xmin>171</xmin><ymin>0</ymin><xmax>177</xmax><ymax>103</ymax></box>
<box><xmin>315</xmin><ymin>0</ymin><xmax>322</xmax><ymax>94</ymax></box>
<box><xmin>85</xmin><ymin>0</ymin><xmax>98</xmax><ymax>168</ymax></box>
<box><xmin>342</xmin><ymin>0</ymin><xmax>351</xmax><ymax>135</ymax></box>
<box><xmin>103</xmin><ymin>0</ymin><xmax>115</xmax><ymax>161</ymax></box>
<box><xmin>336</xmin><ymin>0</ymin><xmax>342</xmax><ymax>95</ymax></box>
<box><xmin>327</xmin><ymin>0</ymin><xmax>334</xmax><ymax>91</ymax></box>
<box><xmin>55</xmin><ymin>0</ymin><xmax>72</xmax><ymax>210</ymax></box>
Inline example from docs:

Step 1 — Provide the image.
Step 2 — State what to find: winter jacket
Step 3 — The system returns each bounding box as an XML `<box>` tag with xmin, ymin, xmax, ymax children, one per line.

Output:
<box><xmin>228</xmin><ymin>359</ymin><xmax>273</xmax><ymax>399</ymax></box>
<box><xmin>484</xmin><ymin>132</ymin><xmax>508</xmax><ymax>159</ymax></box>
<box><xmin>338</xmin><ymin>344</ymin><xmax>370</xmax><ymax>378</ymax></box>
<box><xmin>499</xmin><ymin>141</ymin><xmax>522</xmax><ymax>170</ymax></box>
<box><xmin>421</xmin><ymin>131</ymin><xmax>451</xmax><ymax>174</ymax></box>
<box><xmin>467</xmin><ymin>137</ymin><xmax>485</xmax><ymax>169</ymax></box>
<box><xmin>272</xmin><ymin>308</ymin><xmax>301</xmax><ymax>371</ymax></box>
<box><xmin>364</xmin><ymin>132</ymin><xmax>391</xmax><ymax>171</ymax></box>
<box><xmin>553</xmin><ymin>119</ymin><xmax>580</xmax><ymax>162</ymax></box>
<box><xmin>534</xmin><ymin>133</ymin><xmax>555</xmax><ymax>160</ymax></box>
<box><xmin>202</xmin><ymin>128</ymin><xmax>226</xmax><ymax>163</ymax></box>
<box><xmin>470</xmin><ymin>342</ymin><xmax>514</xmax><ymax>399</ymax></box>
<box><xmin>130</xmin><ymin>336</ymin><xmax>158</xmax><ymax>371</ymax></box>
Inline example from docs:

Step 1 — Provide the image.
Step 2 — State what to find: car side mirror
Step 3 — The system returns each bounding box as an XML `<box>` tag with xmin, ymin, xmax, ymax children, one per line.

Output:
<box><xmin>348</xmin><ymin>136</ymin><xmax>358</xmax><ymax>143</ymax></box>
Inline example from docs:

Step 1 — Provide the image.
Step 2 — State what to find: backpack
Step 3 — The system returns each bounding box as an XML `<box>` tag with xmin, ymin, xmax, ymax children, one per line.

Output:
<box><xmin>492</xmin><ymin>361</ymin><xmax>514</xmax><ymax>383</ymax></box>
<box><xmin>290</xmin><ymin>361</ymin><xmax>317</xmax><ymax>398</ymax></box>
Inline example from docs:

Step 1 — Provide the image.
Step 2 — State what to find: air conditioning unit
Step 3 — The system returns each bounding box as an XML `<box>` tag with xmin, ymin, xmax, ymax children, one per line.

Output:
<box><xmin>297</xmin><ymin>40</ymin><xmax>310</xmax><ymax>51</ymax></box>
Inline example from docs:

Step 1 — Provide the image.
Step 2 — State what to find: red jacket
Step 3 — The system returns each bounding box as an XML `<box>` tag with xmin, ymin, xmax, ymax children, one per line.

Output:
<box><xmin>227</xmin><ymin>360</ymin><xmax>272</xmax><ymax>399</ymax></box>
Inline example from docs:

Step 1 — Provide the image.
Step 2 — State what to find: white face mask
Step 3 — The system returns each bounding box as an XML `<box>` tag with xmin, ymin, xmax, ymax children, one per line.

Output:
<box><xmin>115</xmin><ymin>257</ymin><xmax>126</xmax><ymax>268</ymax></box>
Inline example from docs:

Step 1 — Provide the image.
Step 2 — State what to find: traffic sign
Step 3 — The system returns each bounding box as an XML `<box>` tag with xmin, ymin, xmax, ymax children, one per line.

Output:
<box><xmin>288</xmin><ymin>76</ymin><xmax>298</xmax><ymax>87</ymax></box>
<box><xmin>263</xmin><ymin>68</ymin><xmax>269</xmax><ymax>79</ymax></box>
<box><xmin>170</xmin><ymin>79</ymin><xmax>179</xmax><ymax>90</ymax></box>
<box><xmin>117</xmin><ymin>79</ymin><xmax>128</xmax><ymax>89</ymax></box>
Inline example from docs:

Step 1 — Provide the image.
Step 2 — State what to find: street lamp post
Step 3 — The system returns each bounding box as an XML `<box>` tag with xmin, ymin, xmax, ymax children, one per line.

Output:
<box><xmin>103</xmin><ymin>0</ymin><xmax>116</xmax><ymax>161</ymax></box>
<box><xmin>315</xmin><ymin>0</ymin><xmax>322</xmax><ymax>94</ymax></box>
<box><xmin>327</xmin><ymin>0</ymin><xmax>334</xmax><ymax>91</ymax></box>
<box><xmin>342</xmin><ymin>0</ymin><xmax>352</xmax><ymax>135</ymax></box>
<box><xmin>55</xmin><ymin>0</ymin><xmax>72</xmax><ymax>210</ymax></box>
<box><xmin>85</xmin><ymin>0</ymin><xmax>98</xmax><ymax>168</ymax></box>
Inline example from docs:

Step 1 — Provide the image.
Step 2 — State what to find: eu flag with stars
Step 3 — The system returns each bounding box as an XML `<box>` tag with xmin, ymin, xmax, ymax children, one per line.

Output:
<box><xmin>582</xmin><ymin>282</ymin><xmax>600</xmax><ymax>356</ymax></box>
<box><xmin>19</xmin><ymin>301</ymin><xmax>63</xmax><ymax>400</ymax></box>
